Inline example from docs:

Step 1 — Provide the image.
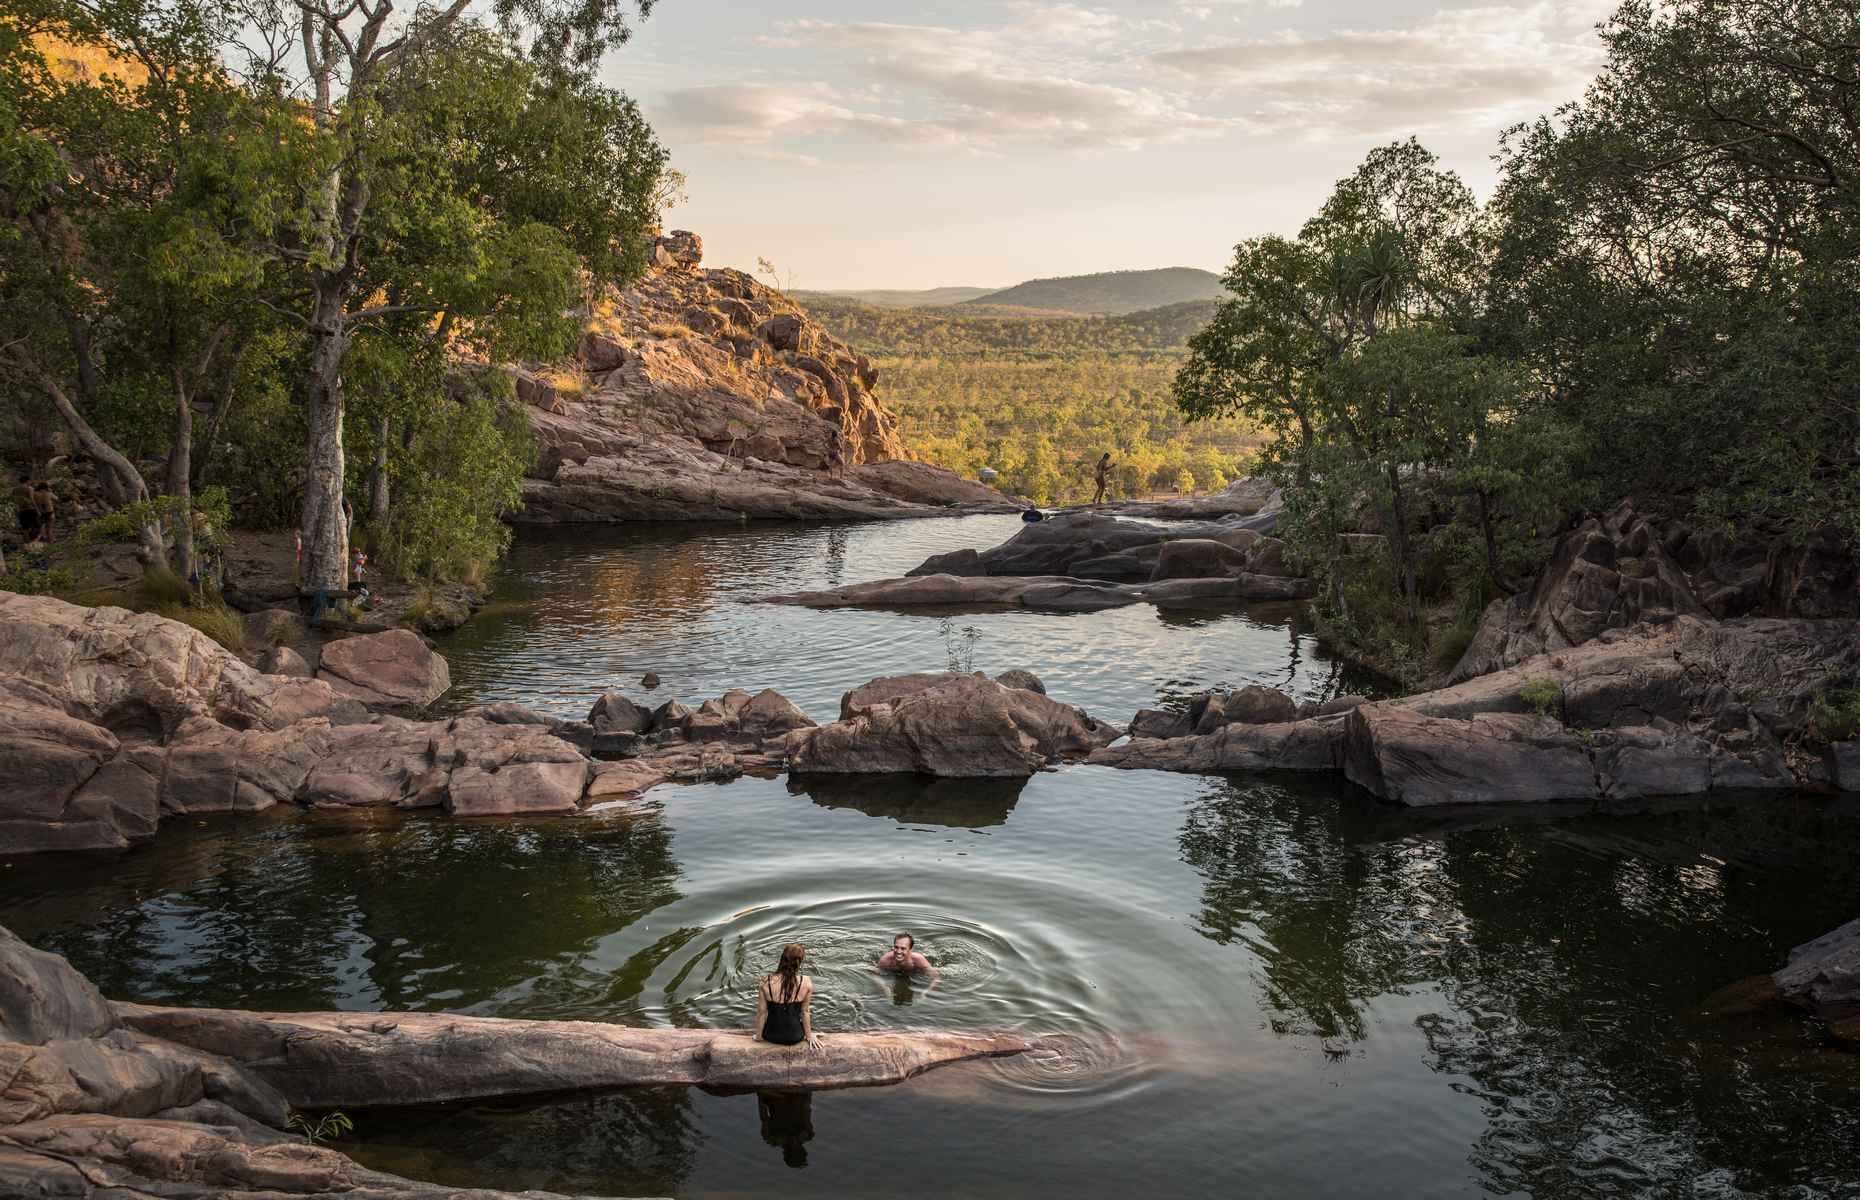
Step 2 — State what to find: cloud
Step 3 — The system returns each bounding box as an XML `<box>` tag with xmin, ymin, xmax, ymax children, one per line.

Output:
<box><xmin>658</xmin><ymin>2</ymin><xmax>1611</xmax><ymax>159</ymax></box>
<box><xmin>1151</xmin><ymin>1</ymin><xmax>1611</xmax><ymax>135</ymax></box>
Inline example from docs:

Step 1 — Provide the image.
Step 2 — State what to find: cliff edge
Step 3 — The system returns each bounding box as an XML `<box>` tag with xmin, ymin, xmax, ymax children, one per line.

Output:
<box><xmin>509</xmin><ymin>230</ymin><xmax>1014</xmax><ymax>522</ymax></box>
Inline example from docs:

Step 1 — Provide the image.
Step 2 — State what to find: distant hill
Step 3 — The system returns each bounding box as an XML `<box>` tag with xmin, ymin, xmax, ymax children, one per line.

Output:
<box><xmin>797</xmin><ymin>286</ymin><xmax>998</xmax><ymax>309</ymax></box>
<box><xmin>803</xmin><ymin>297</ymin><xmax>1220</xmax><ymax>357</ymax></box>
<box><xmin>965</xmin><ymin>268</ymin><xmax>1223</xmax><ymax>315</ymax></box>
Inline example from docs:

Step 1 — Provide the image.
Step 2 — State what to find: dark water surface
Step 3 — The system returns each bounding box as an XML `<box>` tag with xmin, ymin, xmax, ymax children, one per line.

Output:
<box><xmin>4</xmin><ymin>519</ymin><xmax>1860</xmax><ymax>1199</ymax></box>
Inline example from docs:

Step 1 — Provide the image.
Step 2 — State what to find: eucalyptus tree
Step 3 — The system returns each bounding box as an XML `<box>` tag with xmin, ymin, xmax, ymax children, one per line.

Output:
<box><xmin>248</xmin><ymin>0</ymin><xmax>660</xmax><ymax>593</ymax></box>
<box><xmin>0</xmin><ymin>1</ymin><xmax>314</xmax><ymax>574</ymax></box>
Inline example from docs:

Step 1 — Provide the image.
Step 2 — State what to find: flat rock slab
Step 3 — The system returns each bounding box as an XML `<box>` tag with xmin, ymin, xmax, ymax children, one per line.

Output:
<box><xmin>316</xmin><ymin>629</ymin><xmax>451</xmax><ymax>708</ymax></box>
<box><xmin>762</xmin><ymin>571</ymin><xmax>1310</xmax><ymax>612</ymax></box>
<box><xmin>115</xmin><ymin>1005</ymin><xmax>1029</xmax><ymax>1105</ymax></box>
<box><xmin>1775</xmin><ymin>916</ymin><xmax>1860</xmax><ymax>1022</ymax></box>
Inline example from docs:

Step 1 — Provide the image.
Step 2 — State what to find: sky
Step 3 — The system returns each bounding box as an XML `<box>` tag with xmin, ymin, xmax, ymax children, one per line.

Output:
<box><xmin>598</xmin><ymin>0</ymin><xmax>1617</xmax><ymax>289</ymax></box>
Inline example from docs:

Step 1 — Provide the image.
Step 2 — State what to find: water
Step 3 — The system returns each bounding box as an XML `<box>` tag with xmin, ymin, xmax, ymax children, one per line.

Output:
<box><xmin>4</xmin><ymin>518</ymin><xmax>1859</xmax><ymax>1199</ymax></box>
<box><xmin>435</xmin><ymin>515</ymin><xmax>1380</xmax><ymax>723</ymax></box>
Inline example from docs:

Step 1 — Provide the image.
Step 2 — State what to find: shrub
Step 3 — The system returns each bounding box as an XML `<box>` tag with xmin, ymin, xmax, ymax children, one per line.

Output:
<box><xmin>0</xmin><ymin>564</ymin><xmax>80</xmax><ymax>595</ymax></box>
<box><xmin>1814</xmin><ymin>688</ymin><xmax>1860</xmax><ymax>743</ymax></box>
<box><xmin>135</xmin><ymin>567</ymin><xmax>193</xmax><ymax>610</ymax></box>
<box><xmin>1519</xmin><ymin>676</ymin><xmax>1563</xmax><ymax>718</ymax></box>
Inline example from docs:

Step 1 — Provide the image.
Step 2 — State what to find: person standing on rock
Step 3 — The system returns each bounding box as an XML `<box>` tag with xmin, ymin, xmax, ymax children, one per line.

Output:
<box><xmin>1092</xmin><ymin>452</ymin><xmax>1113</xmax><ymax>505</ymax></box>
<box><xmin>826</xmin><ymin>428</ymin><xmax>847</xmax><ymax>480</ymax></box>
<box><xmin>754</xmin><ymin>942</ymin><xmax>821</xmax><ymax>1050</ymax></box>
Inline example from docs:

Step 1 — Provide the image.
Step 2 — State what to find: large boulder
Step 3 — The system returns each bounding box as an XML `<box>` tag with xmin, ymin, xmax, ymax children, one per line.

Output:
<box><xmin>651</xmin><ymin>228</ymin><xmax>703</xmax><ymax>270</ymax></box>
<box><xmin>793</xmin><ymin>674</ymin><xmax>1118</xmax><ymax>778</ymax></box>
<box><xmin>994</xmin><ymin>669</ymin><xmax>1046</xmax><ymax>695</ymax></box>
<box><xmin>1342</xmin><ymin>707</ymin><xmax>1599</xmax><ymax>805</ymax></box>
<box><xmin>589</xmin><ymin>691</ymin><xmax>651</xmax><ymax>734</ymax></box>
<box><xmin>1774</xmin><ymin>917</ymin><xmax>1860</xmax><ymax>1023</ymax></box>
<box><xmin>315</xmin><ymin>629</ymin><xmax>450</xmax><ymax>708</ymax></box>
<box><xmin>1149</xmin><ymin>538</ymin><xmax>1249</xmax><ymax>581</ymax></box>
<box><xmin>0</xmin><ymin>926</ymin><xmax>117</xmax><ymax>1046</ymax></box>
<box><xmin>0</xmin><ymin>594</ymin><xmax>343</xmax><ymax>734</ymax></box>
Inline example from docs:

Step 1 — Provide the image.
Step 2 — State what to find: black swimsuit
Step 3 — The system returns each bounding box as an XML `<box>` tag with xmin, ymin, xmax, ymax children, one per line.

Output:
<box><xmin>761</xmin><ymin>978</ymin><xmax>806</xmax><ymax>1045</ymax></box>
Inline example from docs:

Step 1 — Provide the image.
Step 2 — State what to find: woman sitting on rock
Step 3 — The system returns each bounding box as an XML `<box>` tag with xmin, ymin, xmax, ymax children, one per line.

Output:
<box><xmin>754</xmin><ymin>942</ymin><xmax>821</xmax><ymax>1050</ymax></box>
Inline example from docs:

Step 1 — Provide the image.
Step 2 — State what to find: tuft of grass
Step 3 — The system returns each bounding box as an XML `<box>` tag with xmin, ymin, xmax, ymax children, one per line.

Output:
<box><xmin>1519</xmin><ymin>676</ymin><xmax>1563</xmax><ymax>719</ymax></box>
<box><xmin>1431</xmin><ymin>622</ymin><xmax>1477</xmax><ymax>672</ymax></box>
<box><xmin>134</xmin><ymin>567</ymin><xmax>193</xmax><ymax>609</ymax></box>
<box><xmin>646</xmin><ymin>321</ymin><xmax>693</xmax><ymax>340</ymax></box>
<box><xmin>1814</xmin><ymin>687</ymin><xmax>1860</xmax><ymax>743</ymax></box>
<box><xmin>152</xmin><ymin>598</ymin><xmax>248</xmax><ymax>653</ymax></box>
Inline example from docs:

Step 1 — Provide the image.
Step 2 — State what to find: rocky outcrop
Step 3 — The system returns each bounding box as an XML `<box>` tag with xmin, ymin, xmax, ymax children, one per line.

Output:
<box><xmin>0</xmin><ymin>922</ymin><xmax>1026</xmax><ymax>1198</ymax></box>
<box><xmin>1451</xmin><ymin>500</ymin><xmax>1859</xmax><ymax>682</ymax></box>
<box><xmin>790</xmin><ymin>673</ymin><xmax>1118</xmax><ymax>778</ymax></box>
<box><xmin>511</xmin><ymin>231</ymin><xmax>1016</xmax><ymax>522</ymax></box>
<box><xmin>1095</xmin><ymin>617</ymin><xmax>1860</xmax><ymax>805</ymax></box>
<box><xmin>315</xmin><ymin>628</ymin><xmax>451</xmax><ymax>708</ymax></box>
<box><xmin>764</xmin><ymin>570</ymin><xmax>1313</xmax><ymax>613</ymax></box>
<box><xmin>1086</xmin><ymin>476</ymin><xmax>1283</xmax><ymax>523</ymax></box>
<box><xmin>908</xmin><ymin>511</ymin><xmax>1294</xmax><ymax>581</ymax></box>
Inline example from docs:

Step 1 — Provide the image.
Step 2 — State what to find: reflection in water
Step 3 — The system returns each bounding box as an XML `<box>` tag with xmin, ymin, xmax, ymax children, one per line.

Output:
<box><xmin>7</xmin><ymin>509</ymin><xmax>1860</xmax><ymax>1198</ymax></box>
<box><xmin>438</xmin><ymin>516</ymin><xmax>1381</xmax><ymax>723</ymax></box>
<box><xmin>758</xmin><ymin>1090</ymin><xmax>815</xmax><ymax>1168</ymax></box>
<box><xmin>790</xmin><ymin>774</ymin><xmax>1027</xmax><ymax>828</ymax></box>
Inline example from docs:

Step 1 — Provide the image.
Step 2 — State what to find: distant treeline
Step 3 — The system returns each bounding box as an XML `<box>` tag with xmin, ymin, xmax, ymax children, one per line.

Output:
<box><xmin>807</xmin><ymin>298</ymin><xmax>1252</xmax><ymax>504</ymax></box>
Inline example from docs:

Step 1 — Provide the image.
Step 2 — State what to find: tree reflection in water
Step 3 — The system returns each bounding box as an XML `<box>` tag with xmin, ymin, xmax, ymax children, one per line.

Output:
<box><xmin>1180</xmin><ymin>778</ymin><xmax>1860</xmax><ymax>1196</ymax></box>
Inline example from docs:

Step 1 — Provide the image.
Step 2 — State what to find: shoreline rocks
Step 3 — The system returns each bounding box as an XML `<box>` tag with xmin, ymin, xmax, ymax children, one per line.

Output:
<box><xmin>0</xmin><ymin>922</ymin><xmax>1027</xmax><ymax>1198</ymax></box>
<box><xmin>1094</xmin><ymin>616</ymin><xmax>1860</xmax><ymax>805</ymax></box>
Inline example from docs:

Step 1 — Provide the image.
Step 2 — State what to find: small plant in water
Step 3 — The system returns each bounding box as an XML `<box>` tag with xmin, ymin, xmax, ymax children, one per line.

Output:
<box><xmin>286</xmin><ymin>1110</ymin><xmax>353</xmax><ymax>1146</ymax></box>
<box><xmin>940</xmin><ymin>617</ymin><xmax>981</xmax><ymax>673</ymax></box>
<box><xmin>1519</xmin><ymin>676</ymin><xmax>1562</xmax><ymax>719</ymax></box>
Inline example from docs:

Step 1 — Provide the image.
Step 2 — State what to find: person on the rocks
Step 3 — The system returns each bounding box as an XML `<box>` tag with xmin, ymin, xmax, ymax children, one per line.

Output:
<box><xmin>826</xmin><ymin>428</ymin><xmax>846</xmax><ymax>480</ymax></box>
<box><xmin>874</xmin><ymin>932</ymin><xmax>939</xmax><ymax>991</ymax></box>
<box><xmin>1091</xmin><ymin>452</ymin><xmax>1113</xmax><ymax>505</ymax></box>
<box><xmin>754</xmin><ymin>942</ymin><xmax>821</xmax><ymax>1050</ymax></box>
<box><xmin>29</xmin><ymin>481</ymin><xmax>56</xmax><ymax>542</ymax></box>
<box><xmin>13</xmin><ymin>479</ymin><xmax>41</xmax><ymax>544</ymax></box>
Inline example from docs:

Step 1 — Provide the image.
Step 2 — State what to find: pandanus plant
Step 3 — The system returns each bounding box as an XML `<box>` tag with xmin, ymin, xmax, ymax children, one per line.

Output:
<box><xmin>1327</xmin><ymin>227</ymin><xmax>1413</xmax><ymax>341</ymax></box>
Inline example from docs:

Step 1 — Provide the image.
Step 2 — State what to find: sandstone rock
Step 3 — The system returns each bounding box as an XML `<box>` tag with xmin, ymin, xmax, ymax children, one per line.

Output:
<box><xmin>794</xmin><ymin>674</ymin><xmax>1117</xmax><ymax>778</ymax></box>
<box><xmin>1343</xmin><ymin>707</ymin><xmax>1598</xmax><ymax>805</ymax></box>
<box><xmin>118</xmin><ymin>1003</ymin><xmax>1029</xmax><ymax>1105</ymax></box>
<box><xmin>651</xmin><ymin>228</ymin><xmax>703</xmax><ymax>270</ymax></box>
<box><xmin>1451</xmin><ymin>500</ymin><xmax>1711</xmax><ymax>682</ymax></box>
<box><xmin>1091</xmin><ymin>717</ymin><xmax>1347</xmax><ymax>774</ymax></box>
<box><xmin>1149</xmin><ymin>538</ymin><xmax>1250</xmax><ymax>581</ymax></box>
<box><xmin>0</xmin><ymin>594</ymin><xmax>345</xmax><ymax>735</ymax></box>
<box><xmin>1774</xmin><ymin>917</ymin><xmax>1860</xmax><ymax>1022</ymax></box>
<box><xmin>641</xmin><ymin>671</ymin><xmax>662</xmax><ymax>689</ymax></box>
<box><xmin>589</xmin><ymin>691</ymin><xmax>651</xmax><ymax>734</ymax></box>
<box><xmin>315</xmin><ymin>629</ymin><xmax>450</xmax><ymax>708</ymax></box>
<box><xmin>1091</xmin><ymin>476</ymin><xmax>1280</xmax><ymax>520</ymax></box>
<box><xmin>994</xmin><ymin>669</ymin><xmax>1046</xmax><ymax>695</ymax></box>
<box><xmin>649</xmin><ymin>698</ymin><xmax>692</xmax><ymax>734</ymax></box>
<box><xmin>766</xmin><ymin>570</ymin><xmax>1312</xmax><ymax>613</ymax></box>
<box><xmin>909</xmin><ymin>512</ymin><xmax>1262</xmax><ymax>579</ymax></box>
<box><xmin>257</xmin><ymin>645</ymin><xmax>311</xmax><ymax>678</ymax></box>
<box><xmin>1127</xmin><ymin>708</ymin><xmax>1194</xmax><ymax>740</ymax></box>
<box><xmin>445</xmin><ymin>760</ymin><xmax>587</xmax><ymax>817</ymax></box>
<box><xmin>0</xmin><ymin>925</ymin><xmax>117</xmax><ymax>1046</ymax></box>
<box><xmin>1243</xmin><ymin>536</ymin><xmax>1292</xmax><ymax>578</ymax></box>
<box><xmin>740</xmin><ymin>688</ymin><xmax>815</xmax><ymax>735</ymax></box>
<box><xmin>473</xmin><ymin>701</ymin><xmax>555</xmax><ymax>726</ymax></box>
<box><xmin>577</xmin><ymin>329</ymin><xmax>630</xmax><ymax>371</ymax></box>
<box><xmin>1215</xmin><ymin>684</ymin><xmax>1299</xmax><ymax>726</ymax></box>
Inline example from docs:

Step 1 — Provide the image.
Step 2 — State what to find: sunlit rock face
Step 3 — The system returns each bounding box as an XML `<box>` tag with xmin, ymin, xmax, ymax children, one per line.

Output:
<box><xmin>506</xmin><ymin>229</ymin><xmax>1014</xmax><ymax>523</ymax></box>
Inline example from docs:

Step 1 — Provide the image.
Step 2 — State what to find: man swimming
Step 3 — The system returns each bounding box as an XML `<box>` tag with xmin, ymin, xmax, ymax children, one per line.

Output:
<box><xmin>875</xmin><ymin>932</ymin><xmax>940</xmax><ymax>991</ymax></box>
